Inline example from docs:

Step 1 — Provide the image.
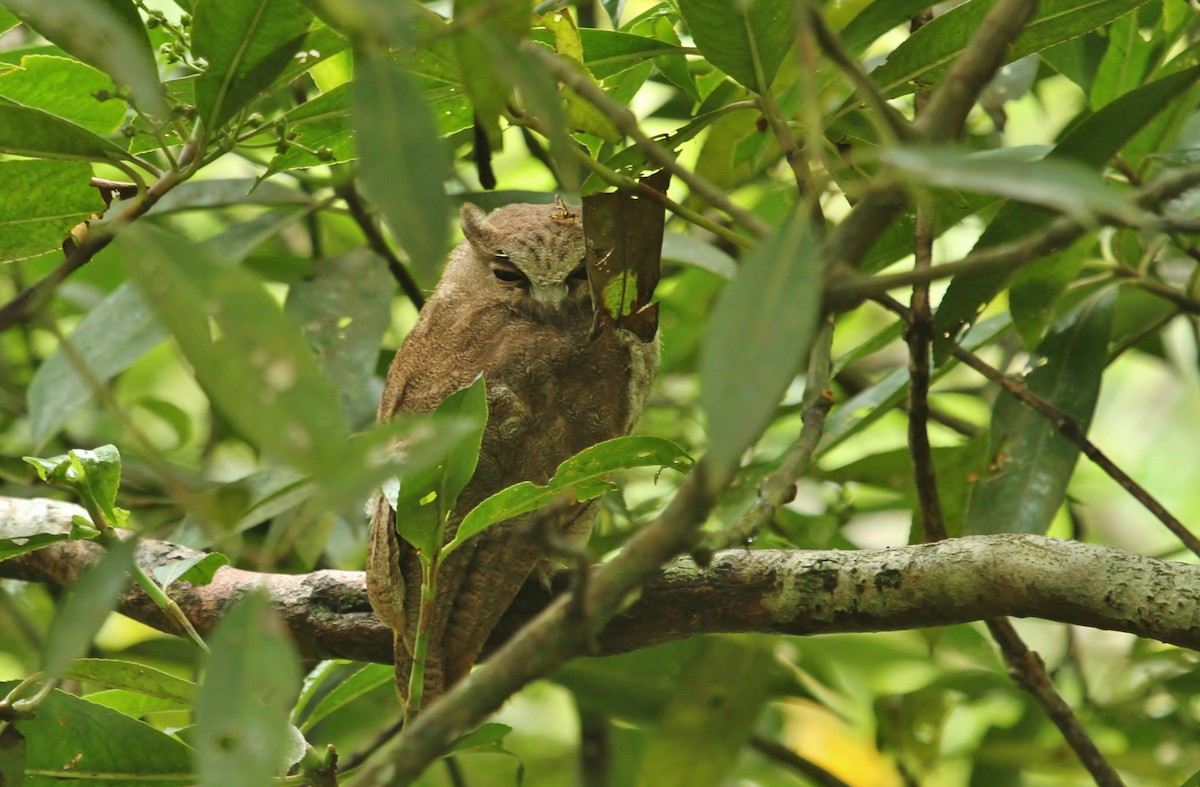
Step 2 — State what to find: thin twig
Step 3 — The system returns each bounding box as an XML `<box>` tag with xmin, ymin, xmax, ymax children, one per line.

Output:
<box><xmin>751</xmin><ymin>735</ymin><xmax>850</xmax><ymax>787</ymax></box>
<box><xmin>985</xmin><ymin>619</ymin><xmax>1125</xmax><ymax>787</ymax></box>
<box><xmin>338</xmin><ymin>183</ymin><xmax>427</xmax><ymax>310</ymax></box>
<box><xmin>804</xmin><ymin>5</ymin><xmax>912</xmax><ymax>143</ymax></box>
<box><xmin>526</xmin><ymin>44</ymin><xmax>772</xmax><ymax>239</ymax></box>
<box><xmin>907</xmin><ymin>201</ymin><xmax>945</xmax><ymax>541</ymax></box>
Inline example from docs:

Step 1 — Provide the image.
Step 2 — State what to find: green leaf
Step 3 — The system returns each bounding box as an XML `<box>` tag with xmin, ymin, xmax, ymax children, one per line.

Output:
<box><xmin>390</xmin><ymin>376</ymin><xmax>488</xmax><ymax>557</ymax></box>
<box><xmin>559</xmin><ymin>28</ymin><xmax>685</xmax><ymax>80</ymax></box>
<box><xmin>839</xmin><ymin>0</ymin><xmax>944</xmax><ymax>55</ymax></box>
<box><xmin>295</xmin><ymin>662</ymin><xmax>392</xmax><ymax>733</ymax></box>
<box><xmin>5</xmin><ymin>682</ymin><xmax>193</xmax><ymax>785</ymax></box>
<box><xmin>555</xmin><ymin>639</ymin><xmax>710</xmax><ymax>723</ymax></box>
<box><xmin>82</xmin><ymin>688</ymin><xmax>188</xmax><ymax>716</ymax></box>
<box><xmin>933</xmin><ymin>64</ymin><xmax>1200</xmax><ymax>357</ymax></box>
<box><xmin>42</xmin><ymin>535</ymin><xmax>136</xmax><ymax>679</ymax></box>
<box><xmin>194</xmin><ymin>589</ymin><xmax>301</xmax><ymax>787</ymax></box>
<box><xmin>65</xmin><ymin>658</ymin><xmax>197</xmax><ymax>704</ymax></box>
<box><xmin>2</xmin><ymin>0</ymin><xmax>167</xmax><ymax>117</ymax></box>
<box><xmin>263</xmin><ymin>83</ymin><xmax>356</xmax><ymax>176</ymax></box>
<box><xmin>700</xmin><ymin>211</ymin><xmax>820</xmax><ymax>489</ymax></box>
<box><xmin>0</xmin><ymin>98</ymin><xmax>133</xmax><ymax>161</ymax></box>
<box><xmin>447</xmin><ymin>722</ymin><xmax>516</xmax><ymax>755</ymax></box>
<box><xmin>635</xmin><ymin>638</ymin><xmax>775</xmax><ymax>787</ymax></box>
<box><xmin>866</xmin><ymin>0</ymin><xmax>1154</xmax><ymax>100</ymax></box>
<box><xmin>29</xmin><ymin>282</ymin><xmax>166</xmax><ymax>446</ymax></box>
<box><xmin>444</xmin><ymin>436</ymin><xmax>692</xmax><ymax>558</ymax></box>
<box><xmin>965</xmin><ymin>289</ymin><xmax>1116</xmax><ymax>535</ymax></box>
<box><xmin>451</xmin><ymin>0</ymin><xmax>528</xmax><ymax>145</ymax></box>
<box><xmin>152</xmin><ymin>553</ymin><xmax>230</xmax><ymax>589</ymax></box>
<box><xmin>351</xmin><ymin>48</ymin><xmax>450</xmax><ymax>284</ymax></box>
<box><xmin>1010</xmin><ymin>235</ymin><xmax>1095</xmax><ymax>349</ymax></box>
<box><xmin>117</xmin><ymin>223</ymin><xmax>350</xmax><ymax>477</ymax></box>
<box><xmin>1091</xmin><ymin>9</ymin><xmax>1153</xmax><ymax>109</ymax></box>
<box><xmin>0</xmin><ymin>55</ymin><xmax>126</xmax><ymax>135</ymax></box>
<box><xmin>880</xmin><ymin>146</ymin><xmax>1146</xmax><ymax>226</ymax></box>
<box><xmin>0</xmin><ymin>159</ymin><xmax>102</xmax><ymax>263</ymax></box>
<box><xmin>677</xmin><ymin>0</ymin><xmax>793</xmax><ymax>93</ymax></box>
<box><xmin>23</xmin><ymin>445</ymin><xmax>128</xmax><ymax>529</ymax></box>
<box><xmin>284</xmin><ymin>248</ymin><xmax>393</xmax><ymax>427</ymax></box>
<box><xmin>192</xmin><ymin>0</ymin><xmax>314</xmax><ymax>132</ymax></box>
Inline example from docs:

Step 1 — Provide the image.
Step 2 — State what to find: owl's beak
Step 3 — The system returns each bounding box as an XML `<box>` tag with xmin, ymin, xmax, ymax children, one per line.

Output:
<box><xmin>531</xmin><ymin>282</ymin><xmax>569</xmax><ymax>310</ymax></box>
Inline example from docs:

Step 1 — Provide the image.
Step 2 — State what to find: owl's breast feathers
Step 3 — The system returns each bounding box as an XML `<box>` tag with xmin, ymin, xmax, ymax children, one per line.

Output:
<box><xmin>369</xmin><ymin>289</ymin><xmax>657</xmax><ymax>708</ymax></box>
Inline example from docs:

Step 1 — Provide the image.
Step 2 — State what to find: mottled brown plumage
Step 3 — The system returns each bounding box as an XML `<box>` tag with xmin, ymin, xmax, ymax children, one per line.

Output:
<box><xmin>366</xmin><ymin>201</ymin><xmax>657</xmax><ymax>710</ymax></box>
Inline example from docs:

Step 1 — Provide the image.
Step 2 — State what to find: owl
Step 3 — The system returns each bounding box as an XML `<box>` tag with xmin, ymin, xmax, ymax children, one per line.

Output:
<box><xmin>366</xmin><ymin>200</ymin><xmax>658</xmax><ymax>711</ymax></box>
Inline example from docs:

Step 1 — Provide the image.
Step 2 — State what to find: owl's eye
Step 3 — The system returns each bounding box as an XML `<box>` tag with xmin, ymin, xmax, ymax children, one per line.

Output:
<box><xmin>567</xmin><ymin>263</ymin><xmax>589</xmax><ymax>282</ymax></box>
<box><xmin>491</xmin><ymin>257</ymin><xmax>528</xmax><ymax>285</ymax></box>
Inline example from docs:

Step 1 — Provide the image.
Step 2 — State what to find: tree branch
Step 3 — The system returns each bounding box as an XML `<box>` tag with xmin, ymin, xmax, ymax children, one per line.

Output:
<box><xmin>4</xmin><ymin>498</ymin><xmax>1200</xmax><ymax>658</ymax></box>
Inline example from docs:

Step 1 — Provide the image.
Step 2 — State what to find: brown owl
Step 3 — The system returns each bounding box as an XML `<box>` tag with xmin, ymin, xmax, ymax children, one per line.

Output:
<box><xmin>366</xmin><ymin>200</ymin><xmax>658</xmax><ymax>711</ymax></box>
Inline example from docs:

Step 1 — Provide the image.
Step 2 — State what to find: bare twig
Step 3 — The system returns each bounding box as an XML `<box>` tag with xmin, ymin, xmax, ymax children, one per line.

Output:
<box><xmin>985</xmin><ymin>619</ymin><xmax>1125</xmax><ymax>787</ymax></box>
<box><xmin>751</xmin><ymin>735</ymin><xmax>850</xmax><ymax>787</ymax></box>
<box><xmin>339</xmin><ymin>183</ymin><xmax>427</xmax><ymax>310</ymax></box>
<box><xmin>907</xmin><ymin>199</ymin><xmax>945</xmax><ymax>542</ymax></box>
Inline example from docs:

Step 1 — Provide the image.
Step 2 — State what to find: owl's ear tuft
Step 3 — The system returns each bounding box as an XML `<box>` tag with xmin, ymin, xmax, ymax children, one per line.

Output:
<box><xmin>460</xmin><ymin>203</ymin><xmax>495</xmax><ymax>254</ymax></box>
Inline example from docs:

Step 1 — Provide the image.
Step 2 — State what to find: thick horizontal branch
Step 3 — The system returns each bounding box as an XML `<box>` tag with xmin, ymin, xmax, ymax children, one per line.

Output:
<box><xmin>3</xmin><ymin>498</ymin><xmax>1199</xmax><ymax>661</ymax></box>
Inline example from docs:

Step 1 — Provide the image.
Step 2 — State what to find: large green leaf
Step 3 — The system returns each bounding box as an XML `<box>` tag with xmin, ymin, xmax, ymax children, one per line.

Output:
<box><xmin>194</xmin><ymin>590</ymin><xmax>301</xmax><ymax>787</ymax></box>
<box><xmin>0</xmin><ymin>99</ymin><xmax>132</xmax><ymax>161</ymax></box>
<box><xmin>1</xmin><ymin>0</ymin><xmax>166</xmax><ymax>116</ymax></box>
<box><xmin>700</xmin><ymin>211</ymin><xmax>820</xmax><ymax>489</ymax></box>
<box><xmin>965</xmin><ymin>289</ymin><xmax>1116</xmax><ymax>535</ymax></box>
<box><xmin>192</xmin><ymin>0</ymin><xmax>314</xmax><ymax>132</ymax></box>
<box><xmin>28</xmin><ymin>282</ymin><xmax>166</xmax><ymax>446</ymax></box>
<box><xmin>0</xmin><ymin>159</ymin><xmax>102</xmax><ymax>263</ymax></box>
<box><xmin>839</xmin><ymin>0</ymin><xmax>943</xmax><ymax>55</ymax></box>
<box><xmin>351</xmin><ymin>48</ymin><xmax>450</xmax><ymax>284</ymax></box>
<box><xmin>1091</xmin><ymin>9</ymin><xmax>1154</xmax><ymax>109</ymax></box>
<box><xmin>677</xmin><ymin>0</ymin><xmax>793</xmax><ymax>92</ymax></box>
<box><xmin>0</xmin><ymin>55</ymin><xmax>126</xmax><ymax>135</ymax></box>
<box><xmin>635</xmin><ymin>638</ymin><xmax>776</xmax><ymax>787</ymax></box>
<box><xmin>1009</xmin><ymin>235</ymin><xmax>1095</xmax><ymax>349</ymax></box>
<box><xmin>866</xmin><ymin>0</ymin><xmax>1153</xmax><ymax>100</ymax></box>
<box><xmin>6</xmin><ymin>682</ymin><xmax>193</xmax><ymax>786</ymax></box>
<box><xmin>933</xmin><ymin>64</ymin><xmax>1200</xmax><ymax>357</ymax></box>
<box><xmin>293</xmin><ymin>662</ymin><xmax>392</xmax><ymax>733</ymax></box>
<box><xmin>445</xmin><ymin>436</ymin><xmax>692</xmax><ymax>557</ymax></box>
<box><xmin>451</xmin><ymin>0</ymin><xmax>527</xmax><ymax>146</ymax></box>
<box><xmin>118</xmin><ymin>225</ymin><xmax>350</xmax><ymax>473</ymax></box>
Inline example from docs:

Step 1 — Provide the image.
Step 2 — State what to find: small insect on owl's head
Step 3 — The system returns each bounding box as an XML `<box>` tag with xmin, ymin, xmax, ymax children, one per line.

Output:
<box><xmin>460</xmin><ymin>199</ymin><xmax>590</xmax><ymax>321</ymax></box>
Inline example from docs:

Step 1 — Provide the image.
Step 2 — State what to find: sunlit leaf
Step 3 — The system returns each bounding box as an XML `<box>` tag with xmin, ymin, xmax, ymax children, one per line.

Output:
<box><xmin>0</xmin><ymin>99</ymin><xmax>132</xmax><ymax>161</ymax></box>
<box><xmin>0</xmin><ymin>159</ymin><xmax>102</xmax><ymax>263</ymax></box>
<box><xmin>677</xmin><ymin>0</ymin><xmax>793</xmax><ymax>92</ymax></box>
<box><xmin>0</xmin><ymin>55</ymin><xmax>127</xmax><ymax>135</ymax></box>
<box><xmin>700</xmin><ymin>211</ymin><xmax>820</xmax><ymax>489</ymax></box>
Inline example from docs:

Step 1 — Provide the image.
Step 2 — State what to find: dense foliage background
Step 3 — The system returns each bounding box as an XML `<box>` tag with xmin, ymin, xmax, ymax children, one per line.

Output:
<box><xmin>1</xmin><ymin>0</ymin><xmax>1200</xmax><ymax>784</ymax></box>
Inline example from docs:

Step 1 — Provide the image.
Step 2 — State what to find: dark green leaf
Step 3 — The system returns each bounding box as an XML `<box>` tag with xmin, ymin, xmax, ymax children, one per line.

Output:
<box><xmin>0</xmin><ymin>99</ymin><xmax>133</xmax><ymax>161</ymax></box>
<box><xmin>839</xmin><ymin>0</ymin><xmax>943</xmax><ymax>55</ymax></box>
<box><xmin>563</xmin><ymin>28</ymin><xmax>686</xmax><ymax>80</ymax></box>
<box><xmin>5</xmin><ymin>681</ymin><xmax>193</xmax><ymax>785</ymax></box>
<box><xmin>1091</xmin><ymin>9</ymin><xmax>1153</xmax><ymax>109</ymax></box>
<box><xmin>389</xmin><ymin>376</ymin><xmax>488</xmax><ymax>557</ymax></box>
<box><xmin>700</xmin><ymin>211</ymin><xmax>820</xmax><ymax>489</ymax></box>
<box><xmin>65</xmin><ymin>658</ymin><xmax>197</xmax><ymax>704</ymax></box>
<box><xmin>965</xmin><ymin>289</ymin><xmax>1116</xmax><ymax>535</ymax></box>
<box><xmin>152</xmin><ymin>553</ymin><xmax>230</xmax><ymax>589</ymax></box>
<box><xmin>192</xmin><ymin>0</ymin><xmax>314</xmax><ymax>131</ymax></box>
<box><xmin>2</xmin><ymin>0</ymin><xmax>166</xmax><ymax>116</ymax></box>
<box><xmin>351</xmin><ymin>48</ymin><xmax>450</xmax><ymax>284</ymax></box>
<box><xmin>285</xmin><ymin>248</ymin><xmax>393</xmax><ymax>427</ymax></box>
<box><xmin>1010</xmin><ymin>235</ymin><xmax>1095</xmax><ymax>349</ymax></box>
<box><xmin>29</xmin><ymin>282</ymin><xmax>166</xmax><ymax>447</ymax></box>
<box><xmin>445</xmin><ymin>436</ymin><xmax>692</xmax><ymax>557</ymax></box>
<box><xmin>451</xmin><ymin>0</ymin><xmax>527</xmax><ymax>145</ymax></box>
<box><xmin>934</xmin><ymin>64</ymin><xmax>1200</xmax><ymax>357</ymax></box>
<box><xmin>194</xmin><ymin>590</ymin><xmax>301</xmax><ymax>787</ymax></box>
<box><xmin>635</xmin><ymin>638</ymin><xmax>775</xmax><ymax>787</ymax></box>
<box><xmin>677</xmin><ymin>0</ymin><xmax>793</xmax><ymax>92</ymax></box>
<box><xmin>0</xmin><ymin>159</ymin><xmax>101</xmax><ymax>263</ymax></box>
<box><xmin>295</xmin><ymin>662</ymin><xmax>391</xmax><ymax>733</ymax></box>
<box><xmin>42</xmin><ymin>535</ymin><xmax>135</xmax><ymax>679</ymax></box>
<box><xmin>555</xmin><ymin>639</ymin><xmax>709</xmax><ymax>723</ymax></box>
<box><xmin>0</xmin><ymin>55</ymin><xmax>126</xmax><ymax>135</ymax></box>
<box><xmin>866</xmin><ymin>0</ymin><xmax>1153</xmax><ymax>100</ymax></box>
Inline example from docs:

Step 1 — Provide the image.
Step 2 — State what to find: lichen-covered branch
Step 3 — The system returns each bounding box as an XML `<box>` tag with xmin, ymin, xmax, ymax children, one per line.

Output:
<box><xmin>4</xmin><ymin>497</ymin><xmax>1200</xmax><ymax>659</ymax></box>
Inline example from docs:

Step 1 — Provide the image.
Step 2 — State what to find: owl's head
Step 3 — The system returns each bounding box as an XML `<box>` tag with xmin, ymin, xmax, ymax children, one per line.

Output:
<box><xmin>456</xmin><ymin>200</ymin><xmax>590</xmax><ymax>321</ymax></box>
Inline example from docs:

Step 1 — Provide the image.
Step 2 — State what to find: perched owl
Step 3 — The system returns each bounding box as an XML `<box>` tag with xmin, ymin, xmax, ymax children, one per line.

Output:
<box><xmin>366</xmin><ymin>200</ymin><xmax>658</xmax><ymax>710</ymax></box>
